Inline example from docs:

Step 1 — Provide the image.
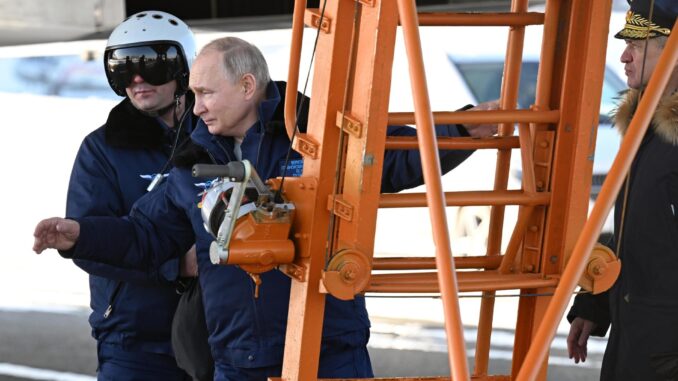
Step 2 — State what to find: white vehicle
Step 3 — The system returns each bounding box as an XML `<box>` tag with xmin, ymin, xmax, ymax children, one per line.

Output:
<box><xmin>374</xmin><ymin>24</ymin><xmax>624</xmax><ymax>258</ymax></box>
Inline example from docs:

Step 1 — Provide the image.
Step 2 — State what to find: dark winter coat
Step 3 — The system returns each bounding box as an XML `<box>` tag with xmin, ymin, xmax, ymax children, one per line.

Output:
<box><xmin>568</xmin><ymin>90</ymin><xmax>678</xmax><ymax>381</ymax></box>
<box><xmin>66</xmin><ymin>95</ymin><xmax>196</xmax><ymax>356</ymax></box>
<box><xmin>64</xmin><ymin>81</ymin><xmax>475</xmax><ymax>374</ymax></box>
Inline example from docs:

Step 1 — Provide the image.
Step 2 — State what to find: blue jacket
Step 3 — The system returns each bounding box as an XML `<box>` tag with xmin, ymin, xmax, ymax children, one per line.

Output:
<box><xmin>67</xmin><ymin>81</ymin><xmax>473</xmax><ymax>367</ymax></box>
<box><xmin>66</xmin><ymin>96</ymin><xmax>196</xmax><ymax>355</ymax></box>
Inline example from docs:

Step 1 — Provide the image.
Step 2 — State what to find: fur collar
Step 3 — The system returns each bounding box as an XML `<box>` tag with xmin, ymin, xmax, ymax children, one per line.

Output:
<box><xmin>105</xmin><ymin>98</ymin><xmax>165</xmax><ymax>150</ymax></box>
<box><xmin>613</xmin><ymin>89</ymin><xmax>678</xmax><ymax>146</ymax></box>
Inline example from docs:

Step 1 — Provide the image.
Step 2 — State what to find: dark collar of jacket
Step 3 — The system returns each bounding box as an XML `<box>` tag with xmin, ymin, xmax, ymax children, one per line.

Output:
<box><xmin>613</xmin><ymin>89</ymin><xmax>678</xmax><ymax>146</ymax></box>
<box><xmin>105</xmin><ymin>92</ymin><xmax>196</xmax><ymax>150</ymax></box>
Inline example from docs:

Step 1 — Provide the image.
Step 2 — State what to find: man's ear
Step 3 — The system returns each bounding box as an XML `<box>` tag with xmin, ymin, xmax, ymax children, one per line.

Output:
<box><xmin>241</xmin><ymin>73</ymin><xmax>257</xmax><ymax>100</ymax></box>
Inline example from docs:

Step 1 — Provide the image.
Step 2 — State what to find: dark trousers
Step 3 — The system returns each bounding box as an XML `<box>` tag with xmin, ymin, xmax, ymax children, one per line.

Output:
<box><xmin>97</xmin><ymin>342</ymin><xmax>190</xmax><ymax>381</ymax></box>
<box><xmin>214</xmin><ymin>330</ymin><xmax>374</xmax><ymax>381</ymax></box>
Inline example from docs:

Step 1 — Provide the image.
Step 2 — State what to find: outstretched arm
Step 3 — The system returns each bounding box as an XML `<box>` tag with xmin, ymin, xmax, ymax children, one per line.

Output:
<box><xmin>33</xmin><ymin>217</ymin><xmax>80</xmax><ymax>254</ymax></box>
<box><xmin>461</xmin><ymin>99</ymin><xmax>500</xmax><ymax>138</ymax></box>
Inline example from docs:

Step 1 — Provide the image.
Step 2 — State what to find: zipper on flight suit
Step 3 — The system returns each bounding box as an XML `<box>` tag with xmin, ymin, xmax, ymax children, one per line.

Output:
<box><xmin>103</xmin><ymin>282</ymin><xmax>122</xmax><ymax>318</ymax></box>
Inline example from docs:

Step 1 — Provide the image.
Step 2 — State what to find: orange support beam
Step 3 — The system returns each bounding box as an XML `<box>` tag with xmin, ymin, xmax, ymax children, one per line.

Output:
<box><xmin>396</xmin><ymin>0</ymin><xmax>469</xmax><ymax>379</ymax></box>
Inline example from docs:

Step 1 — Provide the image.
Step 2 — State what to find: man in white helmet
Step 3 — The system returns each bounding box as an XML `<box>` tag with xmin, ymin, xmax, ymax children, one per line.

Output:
<box><xmin>64</xmin><ymin>11</ymin><xmax>200</xmax><ymax>380</ymax></box>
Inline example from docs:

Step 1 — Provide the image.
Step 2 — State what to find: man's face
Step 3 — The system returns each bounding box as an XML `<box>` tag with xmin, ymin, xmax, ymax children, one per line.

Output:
<box><xmin>189</xmin><ymin>49</ymin><xmax>256</xmax><ymax>137</ymax></box>
<box><xmin>620</xmin><ymin>38</ymin><xmax>664</xmax><ymax>89</ymax></box>
<box><xmin>125</xmin><ymin>76</ymin><xmax>177</xmax><ymax>113</ymax></box>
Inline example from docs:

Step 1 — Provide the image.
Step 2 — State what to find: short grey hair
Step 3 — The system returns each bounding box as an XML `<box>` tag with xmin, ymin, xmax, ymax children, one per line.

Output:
<box><xmin>654</xmin><ymin>35</ymin><xmax>668</xmax><ymax>49</ymax></box>
<box><xmin>201</xmin><ymin>36</ymin><xmax>271</xmax><ymax>91</ymax></box>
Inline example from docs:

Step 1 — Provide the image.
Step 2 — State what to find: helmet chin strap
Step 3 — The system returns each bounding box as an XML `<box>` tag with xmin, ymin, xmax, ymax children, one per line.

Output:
<box><xmin>138</xmin><ymin>99</ymin><xmax>177</xmax><ymax>119</ymax></box>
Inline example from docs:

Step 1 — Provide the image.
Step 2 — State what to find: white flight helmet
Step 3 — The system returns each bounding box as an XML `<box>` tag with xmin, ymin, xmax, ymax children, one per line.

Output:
<box><xmin>104</xmin><ymin>10</ymin><xmax>197</xmax><ymax>97</ymax></box>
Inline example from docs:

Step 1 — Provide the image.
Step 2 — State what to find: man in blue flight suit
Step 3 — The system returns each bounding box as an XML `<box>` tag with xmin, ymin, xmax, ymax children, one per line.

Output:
<box><xmin>34</xmin><ymin>36</ymin><xmax>497</xmax><ymax>380</ymax></box>
<box><xmin>64</xmin><ymin>10</ymin><xmax>198</xmax><ymax>381</ymax></box>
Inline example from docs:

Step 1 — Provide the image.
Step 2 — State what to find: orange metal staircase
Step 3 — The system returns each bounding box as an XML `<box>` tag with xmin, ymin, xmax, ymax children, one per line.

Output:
<box><xmin>253</xmin><ymin>0</ymin><xmax>678</xmax><ymax>380</ymax></box>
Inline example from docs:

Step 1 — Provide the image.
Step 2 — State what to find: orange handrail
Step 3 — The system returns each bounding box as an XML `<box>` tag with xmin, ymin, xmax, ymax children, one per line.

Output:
<box><xmin>284</xmin><ymin>0</ymin><xmax>307</xmax><ymax>140</ymax></box>
<box><xmin>396</xmin><ymin>0</ymin><xmax>469</xmax><ymax>379</ymax></box>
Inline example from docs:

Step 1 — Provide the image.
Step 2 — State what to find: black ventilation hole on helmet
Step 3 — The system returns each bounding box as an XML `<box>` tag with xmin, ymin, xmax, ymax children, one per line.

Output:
<box><xmin>142</xmin><ymin>28</ymin><xmax>147</xmax><ymax>32</ymax></box>
<box><xmin>152</xmin><ymin>14</ymin><xmax>163</xmax><ymax>19</ymax></box>
<box><xmin>137</xmin><ymin>13</ymin><xmax>147</xmax><ymax>18</ymax></box>
<box><xmin>169</xmin><ymin>19</ymin><xmax>178</xmax><ymax>26</ymax></box>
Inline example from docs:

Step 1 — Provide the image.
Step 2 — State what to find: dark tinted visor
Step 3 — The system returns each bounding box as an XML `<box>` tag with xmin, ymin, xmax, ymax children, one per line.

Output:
<box><xmin>105</xmin><ymin>44</ymin><xmax>184</xmax><ymax>88</ymax></box>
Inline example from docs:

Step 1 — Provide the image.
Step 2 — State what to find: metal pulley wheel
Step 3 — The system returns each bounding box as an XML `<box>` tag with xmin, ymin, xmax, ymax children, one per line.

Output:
<box><xmin>321</xmin><ymin>249</ymin><xmax>371</xmax><ymax>301</ymax></box>
<box><xmin>578</xmin><ymin>243</ymin><xmax>621</xmax><ymax>295</ymax></box>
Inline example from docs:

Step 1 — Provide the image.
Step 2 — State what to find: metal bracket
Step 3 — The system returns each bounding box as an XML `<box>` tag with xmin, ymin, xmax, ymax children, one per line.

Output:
<box><xmin>282</xmin><ymin>263</ymin><xmax>307</xmax><ymax>282</ymax></box>
<box><xmin>305</xmin><ymin>9</ymin><xmax>332</xmax><ymax>33</ymax></box>
<box><xmin>522</xmin><ymin>130</ymin><xmax>555</xmax><ymax>273</ymax></box>
<box><xmin>293</xmin><ymin>133</ymin><xmax>319</xmax><ymax>160</ymax></box>
<box><xmin>327</xmin><ymin>195</ymin><xmax>354</xmax><ymax>221</ymax></box>
<box><xmin>336</xmin><ymin>112</ymin><xmax>363</xmax><ymax>138</ymax></box>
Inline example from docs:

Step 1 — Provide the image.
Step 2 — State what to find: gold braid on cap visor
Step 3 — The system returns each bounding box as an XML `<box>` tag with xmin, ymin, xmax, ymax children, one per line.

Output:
<box><xmin>618</xmin><ymin>10</ymin><xmax>672</xmax><ymax>38</ymax></box>
<box><xmin>619</xmin><ymin>11</ymin><xmax>671</xmax><ymax>39</ymax></box>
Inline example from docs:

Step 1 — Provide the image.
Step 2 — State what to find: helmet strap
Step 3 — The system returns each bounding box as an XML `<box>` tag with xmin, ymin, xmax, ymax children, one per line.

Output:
<box><xmin>137</xmin><ymin>99</ymin><xmax>177</xmax><ymax>119</ymax></box>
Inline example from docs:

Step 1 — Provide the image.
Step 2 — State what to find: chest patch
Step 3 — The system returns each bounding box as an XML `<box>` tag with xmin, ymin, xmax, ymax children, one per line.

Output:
<box><xmin>280</xmin><ymin>159</ymin><xmax>303</xmax><ymax>177</ymax></box>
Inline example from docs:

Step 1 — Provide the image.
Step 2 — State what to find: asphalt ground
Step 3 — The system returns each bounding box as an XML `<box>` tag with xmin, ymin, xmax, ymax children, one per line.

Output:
<box><xmin>0</xmin><ymin>308</ymin><xmax>604</xmax><ymax>381</ymax></box>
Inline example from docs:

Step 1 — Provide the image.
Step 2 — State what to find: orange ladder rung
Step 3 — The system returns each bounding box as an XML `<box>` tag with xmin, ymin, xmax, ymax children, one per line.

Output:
<box><xmin>385</xmin><ymin>136</ymin><xmax>519</xmax><ymax>150</ymax></box>
<box><xmin>367</xmin><ymin>272</ymin><xmax>559</xmax><ymax>293</ymax></box>
<box><xmin>372</xmin><ymin>256</ymin><xmax>502</xmax><ymax>271</ymax></box>
<box><xmin>387</xmin><ymin>109</ymin><xmax>560</xmax><ymax>126</ymax></box>
<box><xmin>416</xmin><ymin>12</ymin><xmax>544</xmax><ymax>27</ymax></box>
<box><xmin>378</xmin><ymin>190</ymin><xmax>550</xmax><ymax>208</ymax></box>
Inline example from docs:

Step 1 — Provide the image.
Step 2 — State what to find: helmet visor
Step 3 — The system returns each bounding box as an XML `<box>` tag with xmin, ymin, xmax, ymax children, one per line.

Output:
<box><xmin>105</xmin><ymin>44</ymin><xmax>185</xmax><ymax>89</ymax></box>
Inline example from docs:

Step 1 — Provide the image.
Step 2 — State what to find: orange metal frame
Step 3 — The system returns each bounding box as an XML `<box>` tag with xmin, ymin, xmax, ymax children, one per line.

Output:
<box><xmin>265</xmin><ymin>0</ymin><xmax>678</xmax><ymax>380</ymax></box>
